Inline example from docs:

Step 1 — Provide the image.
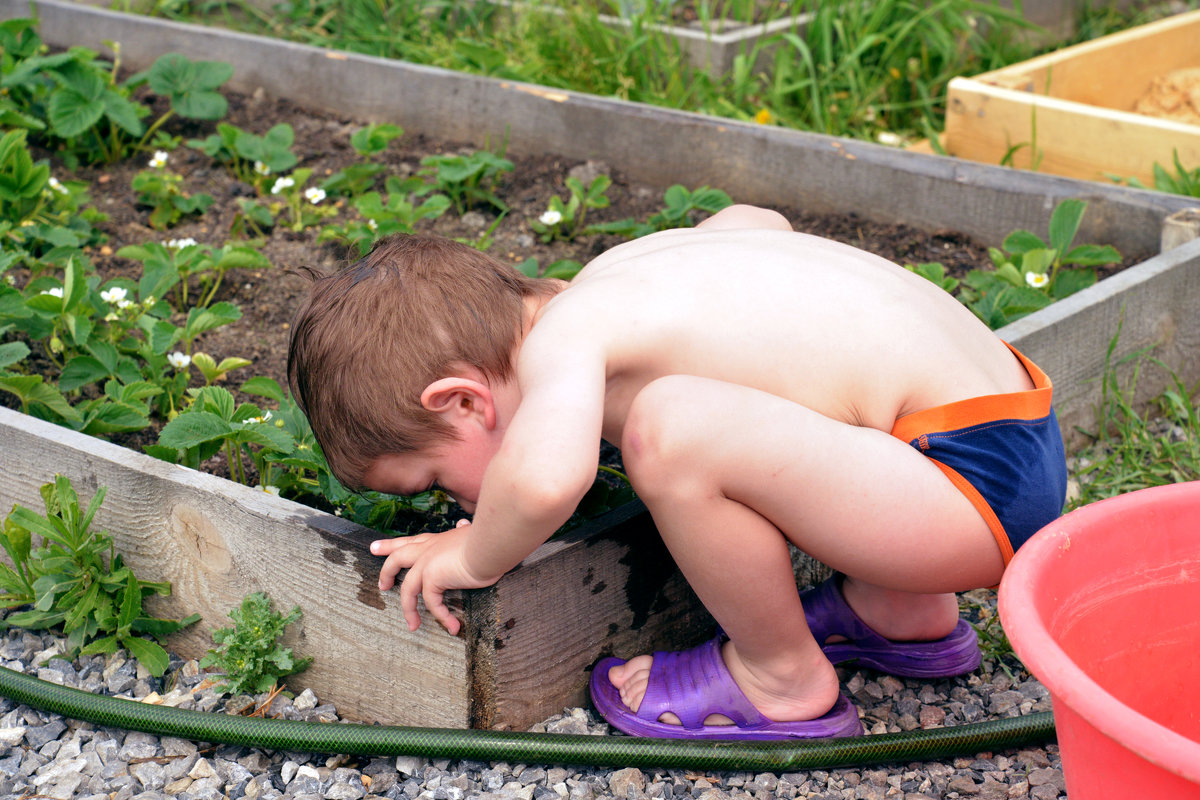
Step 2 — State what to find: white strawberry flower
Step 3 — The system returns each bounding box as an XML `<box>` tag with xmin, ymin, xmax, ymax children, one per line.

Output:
<box><xmin>100</xmin><ymin>286</ymin><xmax>128</xmax><ymax>305</ymax></box>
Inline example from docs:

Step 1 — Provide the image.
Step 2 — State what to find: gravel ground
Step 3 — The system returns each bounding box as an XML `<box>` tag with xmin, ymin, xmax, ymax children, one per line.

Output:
<box><xmin>0</xmin><ymin>590</ymin><xmax>1065</xmax><ymax>800</ymax></box>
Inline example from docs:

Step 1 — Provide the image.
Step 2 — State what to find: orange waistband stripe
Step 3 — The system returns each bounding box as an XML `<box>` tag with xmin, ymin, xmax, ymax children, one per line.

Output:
<box><xmin>890</xmin><ymin>343</ymin><xmax>1053</xmax><ymax>443</ymax></box>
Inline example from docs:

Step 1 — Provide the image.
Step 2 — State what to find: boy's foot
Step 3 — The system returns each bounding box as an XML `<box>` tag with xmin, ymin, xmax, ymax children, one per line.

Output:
<box><xmin>589</xmin><ymin>636</ymin><xmax>864</xmax><ymax>740</ymax></box>
<box><xmin>801</xmin><ymin>574</ymin><xmax>982</xmax><ymax>678</ymax></box>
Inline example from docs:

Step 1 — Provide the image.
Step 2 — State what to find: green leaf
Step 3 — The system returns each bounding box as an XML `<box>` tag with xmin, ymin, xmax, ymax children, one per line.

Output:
<box><xmin>184</xmin><ymin>301</ymin><xmax>242</xmax><ymax>339</ymax></box>
<box><xmin>59</xmin><ymin>355</ymin><xmax>111</xmax><ymax>392</ymax></box>
<box><xmin>8</xmin><ymin>505</ymin><xmax>70</xmax><ymax>548</ymax></box>
<box><xmin>239</xmin><ymin>376</ymin><xmax>285</xmax><ymax>404</ymax></box>
<box><xmin>120</xmin><ymin>634</ymin><xmax>169</xmax><ymax>676</ymax></box>
<box><xmin>3</xmin><ymin>608</ymin><xmax>66</xmax><ymax>630</ymax></box>
<box><xmin>46</xmin><ymin>69</ymin><xmax>105</xmax><ymax>138</ymax></box>
<box><xmin>117</xmin><ymin>571</ymin><xmax>141</xmax><ymax>629</ymax></box>
<box><xmin>101</xmin><ymin>89</ymin><xmax>145</xmax><ymax>137</ymax></box>
<box><xmin>78</xmin><ymin>400</ymin><xmax>151</xmax><ymax>436</ymax></box>
<box><xmin>1061</xmin><ymin>243</ymin><xmax>1121</xmax><ymax>266</ymax></box>
<box><xmin>1051</xmin><ymin>267</ymin><xmax>1097</xmax><ymax>300</ymax></box>
<box><xmin>132</xmin><ymin>612</ymin><xmax>200</xmax><ymax>639</ymax></box>
<box><xmin>0</xmin><ymin>341</ymin><xmax>30</xmax><ymax>369</ymax></box>
<box><xmin>158</xmin><ymin>411</ymin><xmax>234</xmax><ymax>449</ymax></box>
<box><xmin>1047</xmin><ymin>199</ymin><xmax>1086</xmax><ymax>256</ymax></box>
<box><xmin>79</xmin><ymin>634</ymin><xmax>120</xmax><ymax>656</ymax></box>
<box><xmin>1000</xmin><ymin>229</ymin><xmax>1045</xmax><ymax>256</ymax></box>
<box><xmin>63</xmin><ymin>579</ymin><xmax>100</xmax><ymax>632</ymax></box>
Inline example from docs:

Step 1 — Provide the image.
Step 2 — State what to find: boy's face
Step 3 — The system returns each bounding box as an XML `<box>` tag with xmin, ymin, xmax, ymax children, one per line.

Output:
<box><xmin>362</xmin><ymin>432</ymin><xmax>498</xmax><ymax>514</ymax></box>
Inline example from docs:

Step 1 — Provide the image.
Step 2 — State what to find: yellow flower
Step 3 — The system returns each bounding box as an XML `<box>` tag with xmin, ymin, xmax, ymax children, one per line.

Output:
<box><xmin>754</xmin><ymin>108</ymin><xmax>774</xmax><ymax>125</ymax></box>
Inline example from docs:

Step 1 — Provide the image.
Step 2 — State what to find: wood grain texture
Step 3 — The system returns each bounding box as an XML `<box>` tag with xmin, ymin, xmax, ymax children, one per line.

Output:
<box><xmin>0</xmin><ymin>407</ymin><xmax>469</xmax><ymax>726</ymax></box>
<box><xmin>944</xmin><ymin>11</ymin><xmax>1200</xmax><ymax>185</ymax></box>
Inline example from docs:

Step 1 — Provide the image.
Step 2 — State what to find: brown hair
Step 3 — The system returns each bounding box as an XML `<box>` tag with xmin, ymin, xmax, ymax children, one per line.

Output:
<box><xmin>288</xmin><ymin>234</ymin><xmax>559</xmax><ymax>489</ymax></box>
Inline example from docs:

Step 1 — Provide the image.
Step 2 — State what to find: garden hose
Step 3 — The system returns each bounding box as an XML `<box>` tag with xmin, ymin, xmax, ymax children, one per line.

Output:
<box><xmin>0</xmin><ymin>665</ymin><xmax>1054</xmax><ymax>771</ymax></box>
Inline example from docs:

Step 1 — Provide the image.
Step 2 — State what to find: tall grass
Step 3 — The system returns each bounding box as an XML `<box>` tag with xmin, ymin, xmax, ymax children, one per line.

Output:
<box><xmin>1070</xmin><ymin>338</ymin><xmax>1200</xmax><ymax>508</ymax></box>
<box><xmin>156</xmin><ymin>0</ymin><xmax>1042</xmax><ymax>141</ymax></box>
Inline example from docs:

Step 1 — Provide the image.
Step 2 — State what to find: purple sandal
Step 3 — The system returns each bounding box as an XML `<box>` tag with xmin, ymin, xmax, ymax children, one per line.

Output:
<box><xmin>589</xmin><ymin>636</ymin><xmax>864</xmax><ymax>740</ymax></box>
<box><xmin>802</xmin><ymin>574</ymin><xmax>982</xmax><ymax>678</ymax></box>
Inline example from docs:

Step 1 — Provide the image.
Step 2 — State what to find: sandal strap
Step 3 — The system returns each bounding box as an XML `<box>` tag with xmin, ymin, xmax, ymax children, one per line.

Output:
<box><xmin>802</xmin><ymin>573</ymin><xmax>881</xmax><ymax>646</ymax></box>
<box><xmin>638</xmin><ymin>638</ymin><xmax>766</xmax><ymax>730</ymax></box>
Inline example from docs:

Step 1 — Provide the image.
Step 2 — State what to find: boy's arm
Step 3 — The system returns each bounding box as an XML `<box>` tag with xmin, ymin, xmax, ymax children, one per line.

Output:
<box><xmin>461</xmin><ymin>348</ymin><xmax>605</xmax><ymax>577</ymax></box>
<box><xmin>382</xmin><ymin>339</ymin><xmax>606</xmax><ymax>633</ymax></box>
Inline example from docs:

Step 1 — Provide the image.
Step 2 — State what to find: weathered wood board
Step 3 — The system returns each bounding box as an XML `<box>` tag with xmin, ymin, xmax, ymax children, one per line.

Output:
<box><xmin>944</xmin><ymin>10</ymin><xmax>1200</xmax><ymax>184</ymax></box>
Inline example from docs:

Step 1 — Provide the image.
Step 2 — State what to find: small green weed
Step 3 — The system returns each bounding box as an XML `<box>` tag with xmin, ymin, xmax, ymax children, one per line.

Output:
<box><xmin>418</xmin><ymin>148</ymin><xmax>514</xmax><ymax>215</ymax></box>
<box><xmin>528</xmin><ymin>174</ymin><xmax>613</xmax><ymax>243</ymax></box>
<box><xmin>1112</xmin><ymin>150</ymin><xmax>1200</xmax><ymax>198</ymax></box>
<box><xmin>959</xmin><ymin>590</ymin><xmax>1019</xmax><ymax>680</ymax></box>
<box><xmin>1070</xmin><ymin>332</ymin><xmax>1200</xmax><ymax>508</ymax></box>
<box><xmin>908</xmin><ymin>199</ymin><xmax>1122</xmax><ymax>329</ymax></box>
<box><xmin>130</xmin><ymin>149</ymin><xmax>214</xmax><ymax>230</ymax></box>
<box><xmin>320</xmin><ymin>122</ymin><xmax>404</xmax><ymax>197</ymax></box>
<box><xmin>319</xmin><ymin>175</ymin><xmax>450</xmax><ymax>255</ymax></box>
<box><xmin>189</xmin><ymin>122</ymin><xmax>298</xmax><ymax>186</ymax></box>
<box><xmin>591</xmin><ymin>183</ymin><xmax>733</xmax><ymax>238</ymax></box>
<box><xmin>2</xmin><ymin>22</ymin><xmax>231</xmax><ymax>165</ymax></box>
<box><xmin>0</xmin><ymin>474</ymin><xmax>200</xmax><ymax>675</ymax></box>
<box><xmin>200</xmin><ymin>591</ymin><xmax>311</xmax><ymax>696</ymax></box>
<box><xmin>266</xmin><ymin>168</ymin><xmax>337</xmax><ymax>232</ymax></box>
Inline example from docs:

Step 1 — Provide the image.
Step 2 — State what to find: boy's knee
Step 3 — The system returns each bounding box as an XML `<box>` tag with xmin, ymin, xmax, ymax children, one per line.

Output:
<box><xmin>622</xmin><ymin>376</ymin><xmax>705</xmax><ymax>483</ymax></box>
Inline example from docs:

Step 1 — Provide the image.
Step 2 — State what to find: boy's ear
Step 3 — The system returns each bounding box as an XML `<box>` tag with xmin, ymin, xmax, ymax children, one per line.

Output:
<box><xmin>420</xmin><ymin>376</ymin><xmax>497</xmax><ymax>429</ymax></box>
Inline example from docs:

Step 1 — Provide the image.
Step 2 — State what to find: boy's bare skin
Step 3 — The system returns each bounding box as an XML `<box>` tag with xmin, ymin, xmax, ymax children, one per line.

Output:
<box><xmin>366</xmin><ymin>204</ymin><xmax>1028</xmax><ymax>728</ymax></box>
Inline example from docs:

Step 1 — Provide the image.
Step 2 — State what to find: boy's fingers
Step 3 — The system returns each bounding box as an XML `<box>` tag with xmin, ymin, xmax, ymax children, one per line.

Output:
<box><xmin>377</xmin><ymin>551</ymin><xmax>410</xmax><ymax>591</ymax></box>
<box><xmin>399</xmin><ymin>569</ymin><xmax>422</xmax><ymax>631</ymax></box>
<box><xmin>425</xmin><ymin>586</ymin><xmax>460</xmax><ymax>636</ymax></box>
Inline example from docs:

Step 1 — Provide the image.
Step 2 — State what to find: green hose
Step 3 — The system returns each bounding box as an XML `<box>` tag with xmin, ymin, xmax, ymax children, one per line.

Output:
<box><xmin>0</xmin><ymin>665</ymin><xmax>1053</xmax><ymax>770</ymax></box>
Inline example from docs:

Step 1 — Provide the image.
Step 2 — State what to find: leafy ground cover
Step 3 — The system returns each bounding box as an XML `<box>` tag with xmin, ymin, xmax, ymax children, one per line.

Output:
<box><xmin>144</xmin><ymin>0</ymin><xmax>1042</xmax><ymax>143</ymax></box>
<box><xmin>147</xmin><ymin>0</ymin><xmax>1200</xmax><ymax>188</ymax></box>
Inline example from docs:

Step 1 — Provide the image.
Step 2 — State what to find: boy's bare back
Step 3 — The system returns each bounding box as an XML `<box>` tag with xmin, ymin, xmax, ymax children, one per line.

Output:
<box><xmin>522</xmin><ymin>215</ymin><xmax>1034</xmax><ymax>449</ymax></box>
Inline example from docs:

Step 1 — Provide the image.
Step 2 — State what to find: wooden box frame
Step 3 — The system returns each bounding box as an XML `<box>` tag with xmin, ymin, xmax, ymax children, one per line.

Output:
<box><xmin>944</xmin><ymin>10</ymin><xmax>1200</xmax><ymax>185</ymax></box>
<box><xmin>1</xmin><ymin>0</ymin><xmax>1198</xmax><ymax>729</ymax></box>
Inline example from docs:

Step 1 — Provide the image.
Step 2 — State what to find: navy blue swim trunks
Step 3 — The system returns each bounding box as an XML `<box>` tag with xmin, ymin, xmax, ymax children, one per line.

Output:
<box><xmin>890</xmin><ymin>344</ymin><xmax>1068</xmax><ymax>563</ymax></box>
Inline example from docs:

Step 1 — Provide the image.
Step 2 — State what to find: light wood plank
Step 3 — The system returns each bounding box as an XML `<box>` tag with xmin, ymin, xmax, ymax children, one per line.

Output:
<box><xmin>973</xmin><ymin>10</ymin><xmax>1200</xmax><ymax>109</ymax></box>
<box><xmin>945</xmin><ymin>80</ymin><xmax>1200</xmax><ymax>184</ymax></box>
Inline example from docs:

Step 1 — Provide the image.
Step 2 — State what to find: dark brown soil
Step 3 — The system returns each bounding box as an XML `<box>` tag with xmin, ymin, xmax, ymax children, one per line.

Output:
<box><xmin>74</xmin><ymin>91</ymin><xmax>1003</xmax><ymax>400</ymax></box>
<box><xmin>11</xmin><ymin>86</ymin><xmax>1128</xmax><ymax>497</ymax></box>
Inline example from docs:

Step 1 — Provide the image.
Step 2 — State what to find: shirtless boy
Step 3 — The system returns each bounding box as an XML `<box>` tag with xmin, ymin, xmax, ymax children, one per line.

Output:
<box><xmin>287</xmin><ymin>204</ymin><xmax>1067</xmax><ymax>739</ymax></box>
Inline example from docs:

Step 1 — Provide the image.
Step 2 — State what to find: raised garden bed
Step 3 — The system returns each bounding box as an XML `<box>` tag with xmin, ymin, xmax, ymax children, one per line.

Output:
<box><xmin>943</xmin><ymin>9</ymin><xmax>1200</xmax><ymax>185</ymax></box>
<box><xmin>2</xmin><ymin>0</ymin><xmax>1200</xmax><ymax>731</ymax></box>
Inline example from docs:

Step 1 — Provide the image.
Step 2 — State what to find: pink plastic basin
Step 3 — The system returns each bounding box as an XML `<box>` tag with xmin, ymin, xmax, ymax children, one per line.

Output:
<box><xmin>999</xmin><ymin>481</ymin><xmax>1200</xmax><ymax>799</ymax></box>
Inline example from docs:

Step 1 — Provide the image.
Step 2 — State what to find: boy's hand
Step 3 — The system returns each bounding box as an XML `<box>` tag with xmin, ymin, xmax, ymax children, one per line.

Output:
<box><xmin>370</xmin><ymin>520</ymin><xmax>493</xmax><ymax>635</ymax></box>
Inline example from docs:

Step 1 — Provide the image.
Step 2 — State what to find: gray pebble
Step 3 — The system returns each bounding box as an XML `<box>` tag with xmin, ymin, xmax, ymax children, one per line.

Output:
<box><xmin>0</xmin><ymin>605</ymin><xmax>1063</xmax><ymax>800</ymax></box>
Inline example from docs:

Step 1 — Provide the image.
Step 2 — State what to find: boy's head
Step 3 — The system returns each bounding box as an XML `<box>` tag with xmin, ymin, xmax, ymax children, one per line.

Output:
<box><xmin>287</xmin><ymin>234</ymin><xmax>557</xmax><ymax>490</ymax></box>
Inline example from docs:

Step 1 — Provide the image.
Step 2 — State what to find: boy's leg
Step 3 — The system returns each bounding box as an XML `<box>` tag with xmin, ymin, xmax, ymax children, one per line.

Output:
<box><xmin>610</xmin><ymin>375</ymin><xmax>1005</xmax><ymax>727</ymax></box>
